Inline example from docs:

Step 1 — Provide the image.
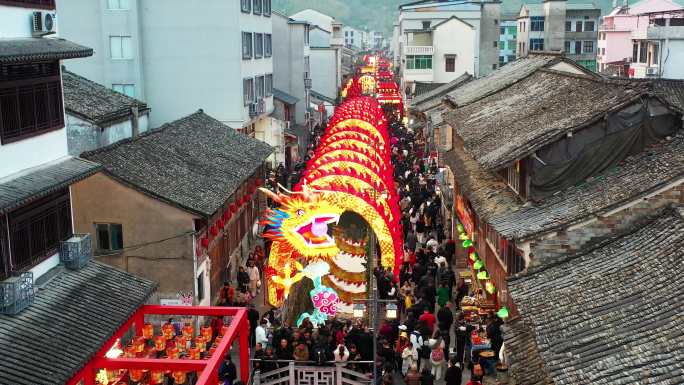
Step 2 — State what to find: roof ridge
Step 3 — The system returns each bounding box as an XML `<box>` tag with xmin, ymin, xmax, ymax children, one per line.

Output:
<box><xmin>509</xmin><ymin>204</ymin><xmax>683</xmax><ymax>281</ymax></box>
<box><xmin>63</xmin><ymin>69</ymin><xmax>148</xmax><ymax>107</ymax></box>
<box><xmin>81</xmin><ymin>109</ymin><xmax>206</xmax><ymax>158</ymax></box>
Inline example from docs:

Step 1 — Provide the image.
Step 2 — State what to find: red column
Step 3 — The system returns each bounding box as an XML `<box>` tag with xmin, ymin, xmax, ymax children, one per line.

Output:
<box><xmin>239</xmin><ymin>318</ymin><xmax>250</xmax><ymax>383</ymax></box>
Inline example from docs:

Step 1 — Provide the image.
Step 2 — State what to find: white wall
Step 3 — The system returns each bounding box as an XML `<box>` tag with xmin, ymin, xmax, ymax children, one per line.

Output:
<box><xmin>310</xmin><ymin>48</ymin><xmax>338</xmax><ymax>100</ymax></box>
<box><xmin>0</xmin><ymin>4</ymin><xmax>49</xmax><ymax>36</ymax></box>
<box><xmin>0</xmin><ymin>128</ymin><xmax>69</xmax><ymax>176</ymax></box>
<box><xmin>310</xmin><ymin>27</ymin><xmax>331</xmax><ymax>47</ymax></box>
<box><xmin>433</xmin><ymin>18</ymin><xmax>476</xmax><ymax>83</ymax></box>
<box><xmin>662</xmin><ymin>40</ymin><xmax>684</xmax><ymax>79</ymax></box>
<box><xmin>291</xmin><ymin>9</ymin><xmax>333</xmax><ymax>32</ymax></box>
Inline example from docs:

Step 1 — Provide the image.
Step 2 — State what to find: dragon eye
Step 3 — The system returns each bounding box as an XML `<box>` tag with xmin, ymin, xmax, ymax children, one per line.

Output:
<box><xmin>296</xmin><ymin>209</ymin><xmax>304</xmax><ymax>217</ymax></box>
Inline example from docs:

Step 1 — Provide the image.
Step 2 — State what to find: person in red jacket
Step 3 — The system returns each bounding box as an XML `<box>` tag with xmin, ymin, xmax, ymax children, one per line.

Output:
<box><xmin>419</xmin><ymin>309</ymin><xmax>436</xmax><ymax>333</ymax></box>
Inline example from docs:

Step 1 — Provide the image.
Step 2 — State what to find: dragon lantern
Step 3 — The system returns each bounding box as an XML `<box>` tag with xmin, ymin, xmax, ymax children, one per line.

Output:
<box><xmin>261</xmin><ymin>96</ymin><xmax>403</xmax><ymax>323</ymax></box>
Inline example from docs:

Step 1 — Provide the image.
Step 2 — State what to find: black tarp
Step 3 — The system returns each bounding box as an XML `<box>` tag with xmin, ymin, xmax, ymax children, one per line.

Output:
<box><xmin>529</xmin><ymin>97</ymin><xmax>679</xmax><ymax>200</ymax></box>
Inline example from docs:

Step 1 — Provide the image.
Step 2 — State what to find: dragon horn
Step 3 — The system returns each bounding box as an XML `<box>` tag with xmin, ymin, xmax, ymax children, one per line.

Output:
<box><xmin>258</xmin><ymin>187</ymin><xmax>283</xmax><ymax>204</ymax></box>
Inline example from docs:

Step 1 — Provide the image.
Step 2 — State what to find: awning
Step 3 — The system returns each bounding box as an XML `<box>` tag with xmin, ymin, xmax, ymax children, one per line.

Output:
<box><xmin>0</xmin><ymin>157</ymin><xmax>101</xmax><ymax>214</ymax></box>
<box><xmin>0</xmin><ymin>37</ymin><xmax>93</xmax><ymax>64</ymax></box>
<box><xmin>273</xmin><ymin>88</ymin><xmax>299</xmax><ymax>105</ymax></box>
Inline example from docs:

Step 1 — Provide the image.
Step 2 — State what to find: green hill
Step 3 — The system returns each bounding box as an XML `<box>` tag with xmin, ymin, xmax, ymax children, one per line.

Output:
<box><xmin>273</xmin><ymin>0</ymin><xmax>622</xmax><ymax>37</ymax></box>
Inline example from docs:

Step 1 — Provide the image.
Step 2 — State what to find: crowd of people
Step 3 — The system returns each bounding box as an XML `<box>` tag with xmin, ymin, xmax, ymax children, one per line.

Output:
<box><xmin>213</xmin><ymin>114</ymin><xmax>506</xmax><ymax>385</ymax></box>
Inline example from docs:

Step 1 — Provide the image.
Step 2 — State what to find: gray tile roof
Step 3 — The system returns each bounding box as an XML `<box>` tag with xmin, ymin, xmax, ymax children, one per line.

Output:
<box><xmin>504</xmin><ymin>207</ymin><xmax>684</xmax><ymax>385</ymax></box>
<box><xmin>0</xmin><ymin>261</ymin><xmax>157</xmax><ymax>385</ymax></box>
<box><xmin>0</xmin><ymin>157</ymin><xmax>101</xmax><ymax>214</ymax></box>
<box><xmin>444</xmin><ymin>54</ymin><xmax>563</xmax><ymax>107</ymax></box>
<box><xmin>62</xmin><ymin>70</ymin><xmax>149</xmax><ymax>126</ymax></box>
<box><xmin>273</xmin><ymin>88</ymin><xmax>300</xmax><ymax>105</ymax></box>
<box><xmin>410</xmin><ymin>72</ymin><xmax>472</xmax><ymax>112</ymax></box>
<box><xmin>414</xmin><ymin>81</ymin><xmax>446</xmax><ymax>98</ymax></box>
<box><xmin>311</xmin><ymin>89</ymin><xmax>336</xmax><ymax>104</ymax></box>
<box><xmin>82</xmin><ymin>111</ymin><xmax>273</xmax><ymax>216</ymax></box>
<box><xmin>446</xmin><ymin>70</ymin><xmax>645</xmax><ymax>171</ymax></box>
<box><xmin>0</xmin><ymin>38</ymin><xmax>92</xmax><ymax>64</ymax></box>
<box><xmin>442</xmin><ymin>132</ymin><xmax>684</xmax><ymax>240</ymax></box>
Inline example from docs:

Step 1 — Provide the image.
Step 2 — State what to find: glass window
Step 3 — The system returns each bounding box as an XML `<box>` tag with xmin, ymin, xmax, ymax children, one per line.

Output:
<box><xmin>263</xmin><ymin>0</ymin><xmax>271</xmax><ymax>16</ymax></box>
<box><xmin>96</xmin><ymin>223</ymin><xmax>123</xmax><ymax>251</ymax></box>
<box><xmin>564</xmin><ymin>40</ymin><xmax>571</xmax><ymax>52</ymax></box>
<box><xmin>445</xmin><ymin>56</ymin><xmax>455</xmax><ymax>72</ymax></box>
<box><xmin>253</xmin><ymin>0</ymin><xmax>262</xmax><ymax>15</ymax></box>
<box><xmin>112</xmin><ymin>84</ymin><xmax>135</xmax><ymax>97</ymax></box>
<box><xmin>565</xmin><ymin>21</ymin><xmax>572</xmax><ymax>31</ymax></box>
<box><xmin>197</xmin><ymin>272</ymin><xmax>204</xmax><ymax>302</ymax></box>
<box><xmin>405</xmin><ymin>55</ymin><xmax>432</xmax><ymax>70</ymax></box>
<box><xmin>582</xmin><ymin>40</ymin><xmax>594</xmax><ymax>53</ymax></box>
<box><xmin>265</xmin><ymin>74</ymin><xmax>273</xmax><ymax>96</ymax></box>
<box><xmin>652</xmin><ymin>43</ymin><xmax>660</xmax><ymax>65</ymax></box>
<box><xmin>531</xmin><ymin>16</ymin><xmax>544</xmax><ymax>31</ymax></box>
<box><xmin>509</xmin><ymin>39</ymin><xmax>516</xmax><ymax>52</ymax></box>
<box><xmin>499</xmin><ymin>56</ymin><xmax>505</xmax><ymax>66</ymax></box>
<box><xmin>110</xmin><ymin>36</ymin><xmax>133</xmax><ymax>59</ymax></box>
<box><xmin>107</xmin><ymin>0</ymin><xmax>129</xmax><ymax>10</ymax></box>
<box><xmin>632</xmin><ymin>43</ymin><xmax>639</xmax><ymax>62</ymax></box>
<box><xmin>243</xmin><ymin>78</ymin><xmax>254</xmax><ymax>105</ymax></box>
<box><xmin>264</xmin><ymin>34</ymin><xmax>272</xmax><ymax>57</ymax></box>
<box><xmin>639</xmin><ymin>42</ymin><xmax>647</xmax><ymax>63</ymax></box>
<box><xmin>242</xmin><ymin>32</ymin><xmax>253</xmax><ymax>59</ymax></box>
<box><xmin>500</xmin><ymin>27</ymin><xmax>505</xmax><ymax>34</ymax></box>
<box><xmin>584</xmin><ymin>21</ymin><xmax>595</xmax><ymax>31</ymax></box>
<box><xmin>574</xmin><ymin>41</ymin><xmax>581</xmax><ymax>54</ymax></box>
<box><xmin>241</xmin><ymin>0</ymin><xmax>251</xmax><ymax>13</ymax></box>
<box><xmin>256</xmin><ymin>76</ymin><xmax>265</xmax><ymax>100</ymax></box>
<box><xmin>529</xmin><ymin>38</ymin><xmax>544</xmax><ymax>51</ymax></box>
<box><xmin>254</xmin><ymin>33</ymin><xmax>263</xmax><ymax>58</ymax></box>
<box><xmin>422</xmin><ymin>21</ymin><xmax>431</xmax><ymax>29</ymax></box>
<box><xmin>576</xmin><ymin>21</ymin><xmax>583</xmax><ymax>32</ymax></box>
<box><xmin>493</xmin><ymin>41</ymin><xmax>498</xmax><ymax>48</ymax></box>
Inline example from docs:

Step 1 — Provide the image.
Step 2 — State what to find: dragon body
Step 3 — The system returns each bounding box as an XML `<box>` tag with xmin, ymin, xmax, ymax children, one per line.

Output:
<box><xmin>261</xmin><ymin>96</ymin><xmax>403</xmax><ymax>317</ymax></box>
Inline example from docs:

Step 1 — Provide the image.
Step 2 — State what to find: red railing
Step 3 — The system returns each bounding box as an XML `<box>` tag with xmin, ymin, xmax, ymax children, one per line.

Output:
<box><xmin>66</xmin><ymin>306</ymin><xmax>250</xmax><ymax>385</ymax></box>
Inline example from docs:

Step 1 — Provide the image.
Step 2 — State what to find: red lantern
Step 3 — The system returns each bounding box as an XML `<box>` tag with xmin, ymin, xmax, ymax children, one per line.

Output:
<box><xmin>222</xmin><ymin>211</ymin><xmax>231</xmax><ymax>221</ymax></box>
<box><xmin>250</xmin><ymin>185</ymin><xmax>257</xmax><ymax>194</ymax></box>
<box><xmin>229</xmin><ymin>204</ymin><xmax>237</xmax><ymax>213</ymax></box>
<box><xmin>210</xmin><ymin>225</ymin><xmax>218</xmax><ymax>236</ymax></box>
<box><xmin>256</xmin><ymin>178</ymin><xmax>263</xmax><ymax>186</ymax></box>
<box><xmin>217</xmin><ymin>219</ymin><xmax>225</xmax><ymax>228</ymax></box>
<box><xmin>200</xmin><ymin>237</ymin><xmax>209</xmax><ymax>248</ymax></box>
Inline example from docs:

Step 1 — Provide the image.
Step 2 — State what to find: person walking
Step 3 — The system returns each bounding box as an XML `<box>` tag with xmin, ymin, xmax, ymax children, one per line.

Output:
<box><xmin>246</xmin><ymin>260</ymin><xmax>260</xmax><ymax>297</ymax></box>
<box><xmin>444</xmin><ymin>358</ymin><xmax>463</xmax><ymax>385</ymax></box>
<box><xmin>429</xmin><ymin>335</ymin><xmax>446</xmax><ymax>381</ymax></box>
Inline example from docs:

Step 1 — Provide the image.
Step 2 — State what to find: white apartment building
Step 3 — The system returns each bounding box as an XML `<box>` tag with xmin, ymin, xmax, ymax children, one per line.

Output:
<box><xmin>630</xmin><ymin>10</ymin><xmax>684</xmax><ymax>79</ymax></box>
<box><xmin>397</xmin><ymin>0</ymin><xmax>500</xmax><ymax>100</ymax></box>
<box><xmin>57</xmin><ymin>0</ymin><xmax>275</xmax><ymax>135</ymax></box>
<box><xmin>343</xmin><ymin>26</ymin><xmax>364</xmax><ymax>50</ymax></box>
<box><xmin>0</xmin><ymin>0</ymin><xmax>98</xmax><ymax>285</ymax></box>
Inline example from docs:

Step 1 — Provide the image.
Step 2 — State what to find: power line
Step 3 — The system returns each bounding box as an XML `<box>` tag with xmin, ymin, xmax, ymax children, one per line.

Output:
<box><xmin>93</xmin><ymin>230</ymin><xmax>196</xmax><ymax>258</ymax></box>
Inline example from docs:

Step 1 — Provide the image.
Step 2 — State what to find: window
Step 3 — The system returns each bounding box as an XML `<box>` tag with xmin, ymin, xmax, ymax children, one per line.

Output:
<box><xmin>304</xmin><ymin>26</ymin><xmax>310</xmax><ymax>45</ymax></box>
<box><xmin>500</xmin><ymin>27</ymin><xmax>505</xmax><ymax>34</ymax></box>
<box><xmin>576</xmin><ymin>21</ymin><xmax>583</xmax><ymax>32</ymax></box>
<box><xmin>243</xmin><ymin>78</ymin><xmax>254</xmax><ymax>105</ymax></box>
<box><xmin>112</xmin><ymin>84</ymin><xmax>135</xmax><ymax>97</ymax></box>
<box><xmin>519</xmin><ymin>21</ymin><xmax>525</xmax><ymax>32</ymax></box>
<box><xmin>253</xmin><ymin>0</ymin><xmax>262</xmax><ymax>15</ymax></box>
<box><xmin>652</xmin><ymin>43</ymin><xmax>660</xmax><ymax>65</ymax></box>
<box><xmin>110</xmin><ymin>36</ymin><xmax>133</xmax><ymax>59</ymax></box>
<box><xmin>241</xmin><ymin>0</ymin><xmax>251</xmax><ymax>13</ymax></box>
<box><xmin>508</xmin><ymin>55</ymin><xmax>516</xmax><ymax>62</ymax></box>
<box><xmin>263</xmin><ymin>0</ymin><xmax>271</xmax><ymax>16</ymax></box>
<box><xmin>445</xmin><ymin>56</ymin><xmax>455</xmax><ymax>72</ymax></box>
<box><xmin>494</xmin><ymin>19</ymin><xmax>498</xmax><ymax>25</ymax></box>
<box><xmin>7</xmin><ymin>190</ymin><xmax>72</xmax><ymax>273</ymax></box>
<box><xmin>242</xmin><ymin>32</ymin><xmax>253</xmax><ymax>59</ymax></box>
<box><xmin>197</xmin><ymin>272</ymin><xmax>204</xmax><ymax>301</ymax></box>
<box><xmin>632</xmin><ymin>43</ymin><xmax>639</xmax><ymax>62</ymax></box>
<box><xmin>582</xmin><ymin>40</ymin><xmax>594</xmax><ymax>53</ymax></box>
<box><xmin>499</xmin><ymin>56</ymin><xmax>505</xmax><ymax>66</ymax></box>
<box><xmin>530</xmin><ymin>16</ymin><xmax>544</xmax><ymax>31</ymax></box>
<box><xmin>639</xmin><ymin>42</ymin><xmax>647</xmax><ymax>63</ymax></box>
<box><xmin>506</xmin><ymin>162</ymin><xmax>521</xmax><ymax>193</ymax></box>
<box><xmin>254</xmin><ymin>33</ymin><xmax>264</xmax><ymax>58</ymax></box>
<box><xmin>564</xmin><ymin>40</ymin><xmax>571</xmax><ymax>52</ymax></box>
<box><xmin>492</xmin><ymin>63</ymin><xmax>497</xmax><ymax>70</ymax></box>
<box><xmin>405</xmin><ymin>55</ymin><xmax>432</xmax><ymax>69</ymax></box>
<box><xmin>265</xmin><ymin>74</ymin><xmax>273</xmax><ymax>96</ymax></box>
<box><xmin>264</xmin><ymin>34</ymin><xmax>272</xmax><ymax>57</ymax></box>
<box><xmin>584</xmin><ymin>21</ymin><xmax>595</xmax><ymax>31</ymax></box>
<box><xmin>518</xmin><ymin>42</ymin><xmax>522</xmax><ymax>52</ymax></box>
<box><xmin>565</xmin><ymin>21</ymin><xmax>572</xmax><ymax>31</ymax></box>
<box><xmin>509</xmin><ymin>39</ymin><xmax>516</xmax><ymax>52</ymax></box>
<box><xmin>304</xmin><ymin>56</ymin><xmax>310</xmax><ymax>74</ymax></box>
<box><xmin>493</xmin><ymin>41</ymin><xmax>498</xmax><ymax>48</ymax></box>
<box><xmin>575</xmin><ymin>41</ymin><xmax>582</xmax><ymax>54</ymax></box>
<box><xmin>107</xmin><ymin>0</ymin><xmax>129</xmax><ymax>10</ymax></box>
<box><xmin>0</xmin><ymin>62</ymin><xmax>64</xmax><ymax>144</ymax></box>
<box><xmin>529</xmin><ymin>38</ymin><xmax>544</xmax><ymax>51</ymax></box>
<box><xmin>256</xmin><ymin>75</ymin><xmax>265</xmax><ymax>100</ymax></box>
<box><xmin>95</xmin><ymin>223</ymin><xmax>123</xmax><ymax>251</ymax></box>
<box><xmin>422</xmin><ymin>21</ymin><xmax>431</xmax><ymax>29</ymax></box>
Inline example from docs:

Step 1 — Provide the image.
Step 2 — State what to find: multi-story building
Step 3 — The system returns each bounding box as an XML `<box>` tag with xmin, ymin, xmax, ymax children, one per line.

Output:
<box><xmin>397</xmin><ymin>0</ymin><xmax>500</xmax><ymax>100</ymax></box>
<box><xmin>629</xmin><ymin>9</ymin><xmax>684</xmax><ymax>79</ymax></box>
<box><xmin>57</xmin><ymin>0</ymin><xmax>275</xmax><ymax>134</ymax></box>
<box><xmin>517</xmin><ymin>0</ymin><xmax>600</xmax><ymax>71</ymax></box>
<box><xmin>272</xmin><ymin>11</ymin><xmax>311</xmax><ymax>125</ymax></box>
<box><xmin>343</xmin><ymin>25</ymin><xmax>364</xmax><ymax>50</ymax></box>
<box><xmin>499</xmin><ymin>19</ymin><xmax>518</xmax><ymax>66</ymax></box>
<box><xmin>597</xmin><ymin>0</ymin><xmax>682</xmax><ymax>76</ymax></box>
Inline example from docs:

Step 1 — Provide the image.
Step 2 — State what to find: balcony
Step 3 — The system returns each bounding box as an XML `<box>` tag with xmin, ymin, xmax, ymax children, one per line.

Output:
<box><xmin>405</xmin><ymin>45</ymin><xmax>434</xmax><ymax>55</ymax></box>
<box><xmin>647</xmin><ymin>25</ymin><xmax>684</xmax><ymax>40</ymax></box>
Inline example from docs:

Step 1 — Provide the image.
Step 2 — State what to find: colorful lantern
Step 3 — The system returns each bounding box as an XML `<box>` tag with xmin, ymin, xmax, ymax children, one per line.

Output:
<box><xmin>457</xmin><ymin>224</ymin><xmax>464</xmax><ymax>233</ymax></box>
<box><xmin>142</xmin><ymin>323</ymin><xmax>154</xmax><ymax>339</ymax></box>
<box><xmin>462</xmin><ymin>239</ymin><xmax>473</xmax><ymax>248</ymax></box>
<box><xmin>497</xmin><ymin>307</ymin><xmax>510</xmax><ymax>319</ymax></box>
<box><xmin>473</xmin><ymin>260</ymin><xmax>484</xmax><ymax>270</ymax></box>
<box><xmin>182</xmin><ymin>323</ymin><xmax>193</xmax><ymax>339</ymax></box>
<box><xmin>469</xmin><ymin>252</ymin><xmax>478</xmax><ymax>261</ymax></box>
<box><xmin>485</xmin><ymin>281</ymin><xmax>496</xmax><ymax>294</ymax></box>
<box><xmin>477</xmin><ymin>271</ymin><xmax>489</xmax><ymax>280</ymax></box>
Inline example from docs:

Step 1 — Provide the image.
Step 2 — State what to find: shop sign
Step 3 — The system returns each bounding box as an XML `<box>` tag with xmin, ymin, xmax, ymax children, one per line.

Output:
<box><xmin>455</xmin><ymin>194</ymin><xmax>475</xmax><ymax>237</ymax></box>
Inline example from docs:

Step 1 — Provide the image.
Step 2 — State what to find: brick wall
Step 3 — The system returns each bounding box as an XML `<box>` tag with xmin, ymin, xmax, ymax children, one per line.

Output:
<box><xmin>528</xmin><ymin>182</ymin><xmax>684</xmax><ymax>265</ymax></box>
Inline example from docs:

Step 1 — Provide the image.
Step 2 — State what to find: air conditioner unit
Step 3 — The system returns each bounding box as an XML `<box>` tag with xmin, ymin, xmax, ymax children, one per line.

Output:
<box><xmin>646</xmin><ymin>67</ymin><xmax>658</xmax><ymax>76</ymax></box>
<box><xmin>0</xmin><ymin>272</ymin><xmax>34</xmax><ymax>315</ymax></box>
<box><xmin>60</xmin><ymin>233</ymin><xmax>92</xmax><ymax>270</ymax></box>
<box><xmin>249</xmin><ymin>102</ymin><xmax>258</xmax><ymax>118</ymax></box>
<box><xmin>32</xmin><ymin>11</ymin><xmax>57</xmax><ymax>36</ymax></box>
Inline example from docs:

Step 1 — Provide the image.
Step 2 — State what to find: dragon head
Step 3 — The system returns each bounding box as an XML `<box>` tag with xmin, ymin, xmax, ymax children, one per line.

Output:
<box><xmin>260</xmin><ymin>186</ymin><xmax>343</xmax><ymax>260</ymax></box>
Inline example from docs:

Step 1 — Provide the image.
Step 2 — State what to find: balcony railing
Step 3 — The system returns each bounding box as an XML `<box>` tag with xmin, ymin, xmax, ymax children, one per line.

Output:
<box><xmin>405</xmin><ymin>45</ymin><xmax>434</xmax><ymax>55</ymax></box>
